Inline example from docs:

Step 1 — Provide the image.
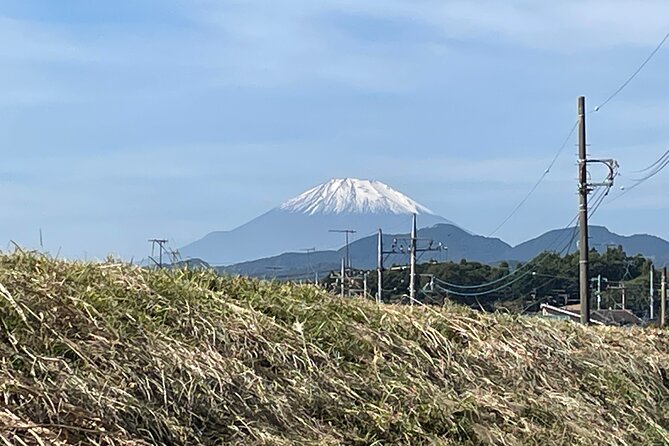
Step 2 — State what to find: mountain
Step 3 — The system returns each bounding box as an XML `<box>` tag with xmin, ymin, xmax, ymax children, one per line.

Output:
<box><xmin>220</xmin><ymin>224</ymin><xmax>669</xmax><ymax>279</ymax></box>
<box><xmin>220</xmin><ymin>223</ymin><xmax>512</xmax><ymax>278</ymax></box>
<box><xmin>180</xmin><ymin>178</ymin><xmax>460</xmax><ymax>265</ymax></box>
<box><xmin>507</xmin><ymin>226</ymin><xmax>669</xmax><ymax>265</ymax></box>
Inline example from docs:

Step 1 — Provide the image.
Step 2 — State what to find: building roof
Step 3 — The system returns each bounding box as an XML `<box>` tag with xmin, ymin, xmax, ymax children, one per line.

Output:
<box><xmin>539</xmin><ymin>304</ymin><xmax>643</xmax><ymax>326</ymax></box>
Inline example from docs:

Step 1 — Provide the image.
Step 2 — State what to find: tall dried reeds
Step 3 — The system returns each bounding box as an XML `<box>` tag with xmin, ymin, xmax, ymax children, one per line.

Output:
<box><xmin>1</xmin><ymin>252</ymin><xmax>669</xmax><ymax>445</ymax></box>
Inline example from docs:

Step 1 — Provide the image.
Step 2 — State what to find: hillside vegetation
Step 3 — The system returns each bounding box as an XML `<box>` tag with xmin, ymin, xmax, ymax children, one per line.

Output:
<box><xmin>2</xmin><ymin>253</ymin><xmax>669</xmax><ymax>445</ymax></box>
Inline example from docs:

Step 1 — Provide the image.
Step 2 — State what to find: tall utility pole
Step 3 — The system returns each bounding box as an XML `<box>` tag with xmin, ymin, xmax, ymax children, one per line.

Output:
<box><xmin>377</xmin><ymin>228</ymin><xmax>403</xmax><ymax>304</ymax></box>
<box><xmin>577</xmin><ymin>96</ymin><xmax>591</xmax><ymax>325</ymax></box>
<box><xmin>596</xmin><ymin>274</ymin><xmax>602</xmax><ymax>311</ymax></box>
<box><xmin>377</xmin><ymin>229</ymin><xmax>383</xmax><ymax>304</ymax></box>
<box><xmin>650</xmin><ymin>265</ymin><xmax>655</xmax><ymax>320</ymax></box>
<box><xmin>662</xmin><ymin>267</ymin><xmax>667</xmax><ymax>327</ymax></box>
<box><xmin>329</xmin><ymin>229</ymin><xmax>356</xmax><ymax>270</ymax></box>
<box><xmin>302</xmin><ymin>248</ymin><xmax>317</xmax><ymax>284</ymax></box>
<box><xmin>149</xmin><ymin>239</ymin><xmax>169</xmax><ymax>268</ymax></box>
<box><xmin>409</xmin><ymin>213</ymin><xmax>418</xmax><ymax>305</ymax></box>
<box><xmin>407</xmin><ymin>213</ymin><xmax>443</xmax><ymax>306</ymax></box>
<box><xmin>363</xmin><ymin>272</ymin><xmax>368</xmax><ymax>299</ymax></box>
<box><xmin>340</xmin><ymin>258</ymin><xmax>346</xmax><ymax>299</ymax></box>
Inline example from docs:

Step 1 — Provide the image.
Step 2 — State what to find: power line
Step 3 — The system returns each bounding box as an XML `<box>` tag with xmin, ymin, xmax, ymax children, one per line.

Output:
<box><xmin>606</xmin><ymin>148</ymin><xmax>669</xmax><ymax>203</ymax></box>
<box><xmin>328</xmin><ymin>229</ymin><xmax>356</xmax><ymax>270</ymax></box>
<box><xmin>630</xmin><ymin>149</ymin><xmax>669</xmax><ymax>174</ymax></box>
<box><xmin>435</xmin><ymin>269</ymin><xmax>535</xmax><ymax>297</ymax></box>
<box><xmin>435</xmin><ymin>252</ymin><xmax>550</xmax><ymax>290</ymax></box>
<box><xmin>434</xmin><ymin>223</ymin><xmax>583</xmax><ymax>299</ymax></box>
<box><xmin>435</xmin><ymin>214</ymin><xmax>577</xmax><ymax>291</ymax></box>
<box><xmin>629</xmin><ymin>150</ymin><xmax>669</xmax><ymax>182</ymax></box>
<box><xmin>432</xmin><ymin>191</ymin><xmax>603</xmax><ymax>293</ymax></box>
<box><xmin>593</xmin><ymin>31</ymin><xmax>669</xmax><ymax>113</ymax></box>
<box><xmin>587</xmin><ymin>186</ymin><xmax>610</xmax><ymax>218</ymax></box>
<box><xmin>488</xmin><ymin>121</ymin><xmax>578</xmax><ymax>237</ymax></box>
<box><xmin>439</xmin><ymin>198</ymin><xmax>597</xmax><ymax>291</ymax></box>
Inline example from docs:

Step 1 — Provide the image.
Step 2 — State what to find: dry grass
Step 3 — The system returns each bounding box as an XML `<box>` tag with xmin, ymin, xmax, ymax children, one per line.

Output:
<box><xmin>1</xmin><ymin>252</ymin><xmax>669</xmax><ymax>445</ymax></box>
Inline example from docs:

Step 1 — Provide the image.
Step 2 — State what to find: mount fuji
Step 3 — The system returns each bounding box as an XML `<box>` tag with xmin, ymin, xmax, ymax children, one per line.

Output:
<box><xmin>179</xmin><ymin>178</ymin><xmax>458</xmax><ymax>265</ymax></box>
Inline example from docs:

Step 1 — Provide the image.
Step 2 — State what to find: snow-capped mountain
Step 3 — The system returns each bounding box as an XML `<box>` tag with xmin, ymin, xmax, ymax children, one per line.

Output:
<box><xmin>280</xmin><ymin>178</ymin><xmax>434</xmax><ymax>215</ymax></box>
<box><xmin>179</xmin><ymin>178</ymin><xmax>460</xmax><ymax>265</ymax></box>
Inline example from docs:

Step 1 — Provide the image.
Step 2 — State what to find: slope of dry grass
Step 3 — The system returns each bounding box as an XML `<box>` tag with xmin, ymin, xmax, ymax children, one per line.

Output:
<box><xmin>1</xmin><ymin>252</ymin><xmax>669</xmax><ymax>445</ymax></box>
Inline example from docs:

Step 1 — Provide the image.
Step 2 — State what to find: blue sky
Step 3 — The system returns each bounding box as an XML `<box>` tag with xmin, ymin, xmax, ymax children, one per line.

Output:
<box><xmin>2</xmin><ymin>0</ymin><xmax>669</xmax><ymax>260</ymax></box>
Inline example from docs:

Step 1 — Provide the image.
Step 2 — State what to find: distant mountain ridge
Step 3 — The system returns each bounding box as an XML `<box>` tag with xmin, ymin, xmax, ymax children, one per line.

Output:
<box><xmin>220</xmin><ymin>224</ymin><xmax>669</xmax><ymax>278</ymax></box>
<box><xmin>180</xmin><ymin>177</ymin><xmax>669</xmax><ymax>271</ymax></box>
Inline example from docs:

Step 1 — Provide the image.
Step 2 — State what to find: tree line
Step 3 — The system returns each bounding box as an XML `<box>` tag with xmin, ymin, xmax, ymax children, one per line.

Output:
<box><xmin>324</xmin><ymin>246</ymin><xmax>659</xmax><ymax>318</ymax></box>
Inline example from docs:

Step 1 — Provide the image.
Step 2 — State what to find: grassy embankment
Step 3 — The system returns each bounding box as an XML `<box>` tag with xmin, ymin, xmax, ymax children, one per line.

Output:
<box><xmin>1</xmin><ymin>252</ymin><xmax>669</xmax><ymax>445</ymax></box>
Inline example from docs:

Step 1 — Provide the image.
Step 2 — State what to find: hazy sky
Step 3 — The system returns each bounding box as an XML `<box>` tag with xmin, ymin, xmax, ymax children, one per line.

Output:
<box><xmin>2</xmin><ymin>0</ymin><xmax>669</xmax><ymax>260</ymax></box>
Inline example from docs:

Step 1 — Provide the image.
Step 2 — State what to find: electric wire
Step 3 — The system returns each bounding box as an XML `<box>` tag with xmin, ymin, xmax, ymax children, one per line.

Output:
<box><xmin>607</xmin><ymin>149</ymin><xmax>669</xmax><ymax>203</ymax></box>
<box><xmin>587</xmin><ymin>186</ymin><xmax>610</xmax><ymax>219</ymax></box>
<box><xmin>488</xmin><ymin>121</ymin><xmax>579</xmax><ymax>237</ymax></box>
<box><xmin>432</xmin><ymin>186</ymin><xmax>605</xmax><ymax>293</ymax></box>
<box><xmin>630</xmin><ymin>151</ymin><xmax>669</xmax><ymax>183</ymax></box>
<box><xmin>435</xmin><ymin>269</ymin><xmax>535</xmax><ymax>297</ymax></box>
<box><xmin>629</xmin><ymin>149</ymin><xmax>669</xmax><ymax>174</ymax></box>
<box><xmin>479</xmin><ymin>30</ymin><xmax>669</xmax><ymax>239</ymax></box>
<box><xmin>592</xmin><ymin>31</ymin><xmax>669</xmax><ymax>113</ymax></box>
<box><xmin>433</xmin><ymin>251</ymin><xmax>550</xmax><ymax>289</ymax></box>
<box><xmin>519</xmin><ymin>277</ymin><xmax>561</xmax><ymax>314</ymax></box>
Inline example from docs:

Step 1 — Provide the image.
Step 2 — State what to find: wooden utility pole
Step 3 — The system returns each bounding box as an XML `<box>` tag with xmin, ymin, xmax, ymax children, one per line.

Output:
<box><xmin>363</xmin><ymin>272</ymin><xmax>368</xmax><ymax>299</ymax></box>
<box><xmin>662</xmin><ymin>267</ymin><xmax>667</xmax><ymax>327</ymax></box>
<box><xmin>377</xmin><ymin>229</ymin><xmax>383</xmax><ymax>304</ymax></box>
<box><xmin>409</xmin><ymin>213</ymin><xmax>417</xmax><ymax>305</ymax></box>
<box><xmin>650</xmin><ymin>265</ymin><xmax>655</xmax><ymax>320</ymax></box>
<box><xmin>577</xmin><ymin>96</ymin><xmax>591</xmax><ymax>324</ymax></box>
<box><xmin>148</xmin><ymin>239</ymin><xmax>168</xmax><ymax>269</ymax></box>
<box><xmin>329</xmin><ymin>229</ymin><xmax>356</xmax><ymax>270</ymax></box>
<box><xmin>301</xmin><ymin>248</ymin><xmax>318</xmax><ymax>285</ymax></box>
<box><xmin>340</xmin><ymin>258</ymin><xmax>345</xmax><ymax>299</ymax></box>
<box><xmin>596</xmin><ymin>275</ymin><xmax>602</xmax><ymax>311</ymax></box>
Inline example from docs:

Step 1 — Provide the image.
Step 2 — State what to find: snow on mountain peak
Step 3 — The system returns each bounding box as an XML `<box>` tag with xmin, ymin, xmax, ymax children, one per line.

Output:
<box><xmin>279</xmin><ymin>178</ymin><xmax>435</xmax><ymax>216</ymax></box>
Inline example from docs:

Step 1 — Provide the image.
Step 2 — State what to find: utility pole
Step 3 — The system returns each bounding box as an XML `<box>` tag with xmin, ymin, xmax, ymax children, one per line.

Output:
<box><xmin>597</xmin><ymin>274</ymin><xmax>602</xmax><ymax>311</ymax></box>
<box><xmin>340</xmin><ymin>258</ymin><xmax>346</xmax><ymax>299</ymax></box>
<box><xmin>650</xmin><ymin>265</ymin><xmax>655</xmax><ymax>320</ymax></box>
<box><xmin>377</xmin><ymin>228</ymin><xmax>403</xmax><ymax>304</ymax></box>
<box><xmin>407</xmin><ymin>213</ymin><xmax>444</xmax><ymax>305</ymax></box>
<box><xmin>329</xmin><ymin>229</ymin><xmax>356</xmax><ymax>270</ymax></box>
<box><xmin>148</xmin><ymin>239</ymin><xmax>169</xmax><ymax>269</ymax></box>
<box><xmin>302</xmin><ymin>248</ymin><xmax>317</xmax><ymax>284</ymax></box>
<box><xmin>363</xmin><ymin>272</ymin><xmax>368</xmax><ymax>299</ymax></box>
<box><xmin>409</xmin><ymin>213</ymin><xmax>417</xmax><ymax>305</ymax></box>
<box><xmin>621</xmin><ymin>282</ymin><xmax>626</xmax><ymax>311</ymax></box>
<box><xmin>577</xmin><ymin>96</ymin><xmax>590</xmax><ymax>325</ymax></box>
<box><xmin>662</xmin><ymin>267</ymin><xmax>667</xmax><ymax>327</ymax></box>
<box><xmin>377</xmin><ymin>229</ymin><xmax>383</xmax><ymax>304</ymax></box>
